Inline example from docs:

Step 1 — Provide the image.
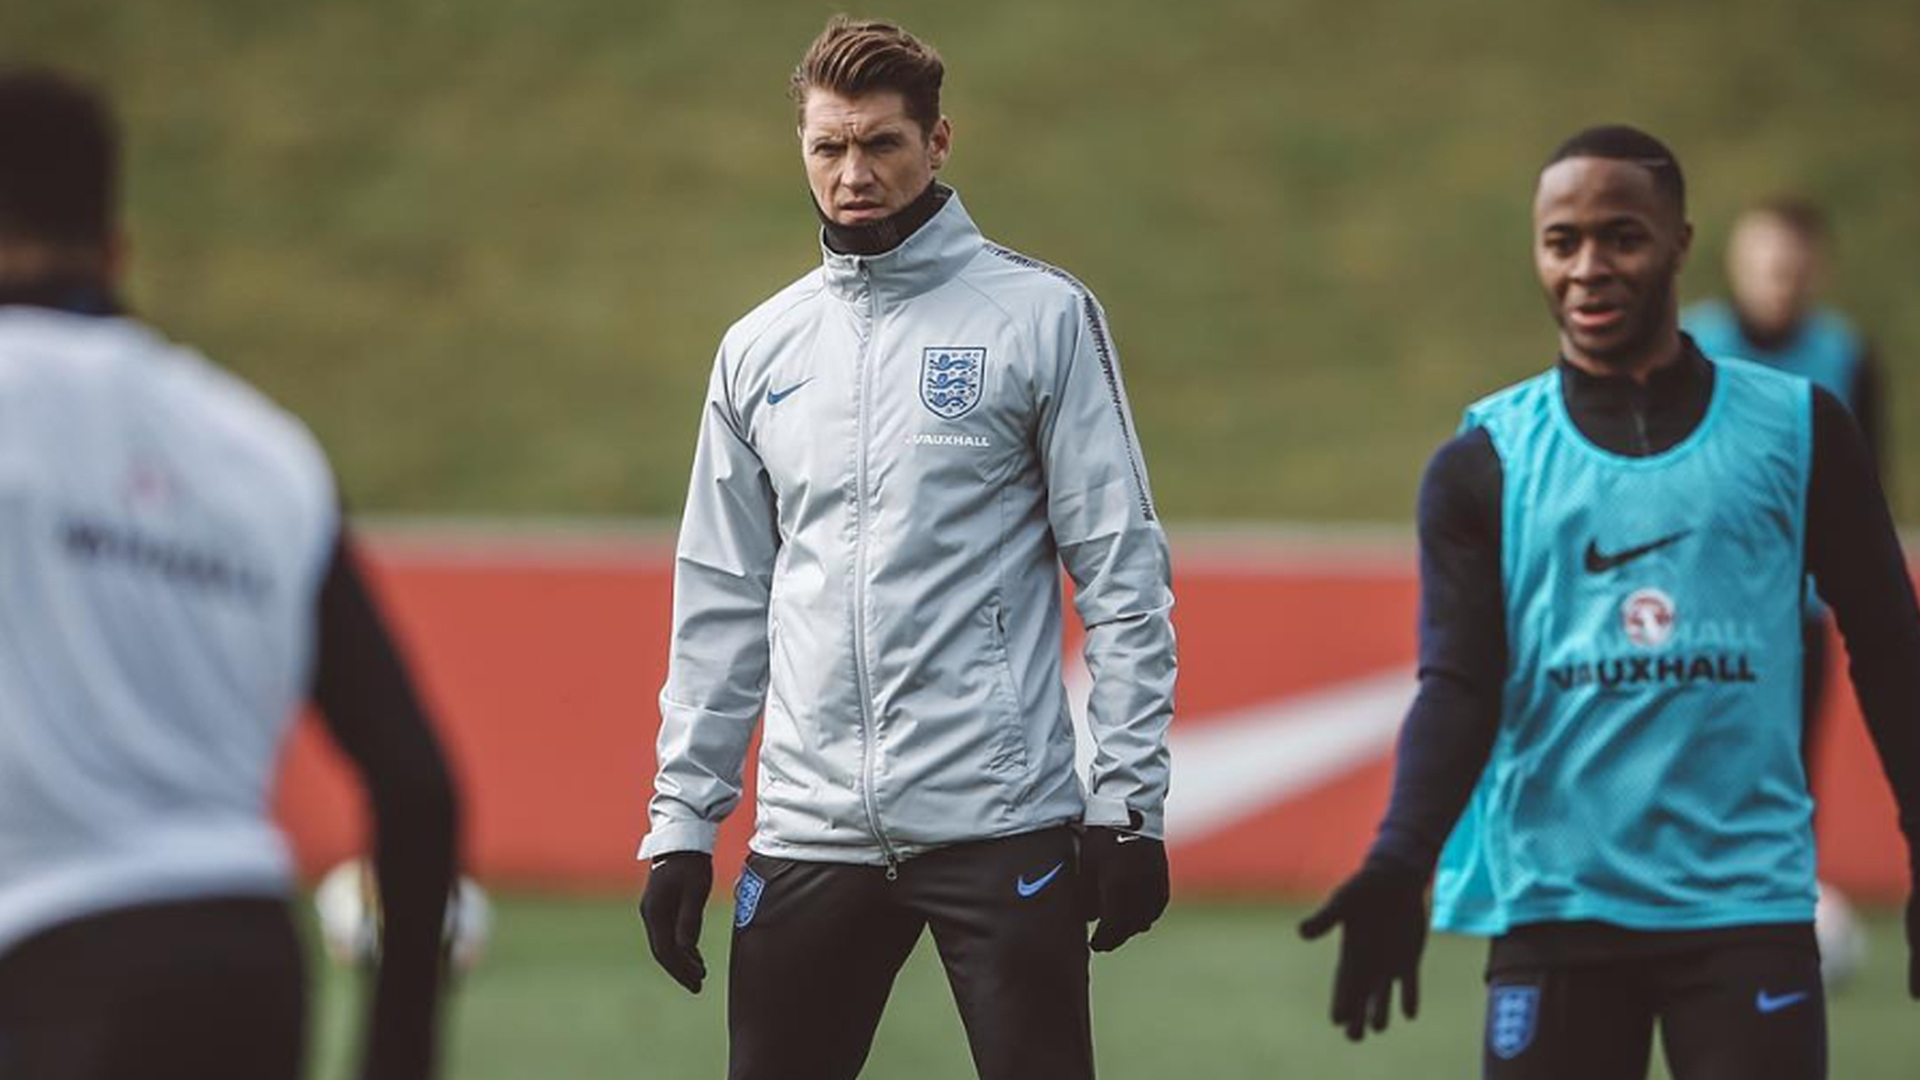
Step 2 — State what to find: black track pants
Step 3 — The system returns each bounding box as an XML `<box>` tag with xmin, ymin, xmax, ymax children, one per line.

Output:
<box><xmin>727</xmin><ymin>827</ymin><xmax>1092</xmax><ymax>1080</ymax></box>
<box><xmin>0</xmin><ymin>898</ymin><xmax>307</xmax><ymax>1080</ymax></box>
<box><xmin>1483</xmin><ymin>934</ymin><xmax>1826</xmax><ymax>1080</ymax></box>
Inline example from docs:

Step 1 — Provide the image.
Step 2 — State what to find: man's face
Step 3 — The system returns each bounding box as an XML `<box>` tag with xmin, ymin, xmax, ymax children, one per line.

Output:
<box><xmin>1533</xmin><ymin>157</ymin><xmax>1692</xmax><ymax>369</ymax></box>
<box><xmin>800</xmin><ymin>89</ymin><xmax>950</xmax><ymax>227</ymax></box>
<box><xmin>1727</xmin><ymin>212</ymin><xmax>1821</xmax><ymax>337</ymax></box>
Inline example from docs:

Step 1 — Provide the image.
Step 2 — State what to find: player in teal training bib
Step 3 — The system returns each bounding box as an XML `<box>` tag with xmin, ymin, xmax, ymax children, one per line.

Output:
<box><xmin>1302</xmin><ymin>126</ymin><xmax>1920</xmax><ymax>1080</ymax></box>
<box><xmin>1433</xmin><ymin>357</ymin><xmax>1814</xmax><ymax>935</ymax></box>
<box><xmin>1682</xmin><ymin>198</ymin><xmax>1873</xmax><ymax>418</ymax></box>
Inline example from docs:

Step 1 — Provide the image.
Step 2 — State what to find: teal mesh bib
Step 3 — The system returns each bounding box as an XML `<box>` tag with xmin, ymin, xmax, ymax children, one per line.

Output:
<box><xmin>1432</xmin><ymin>358</ymin><xmax>1816</xmax><ymax>936</ymax></box>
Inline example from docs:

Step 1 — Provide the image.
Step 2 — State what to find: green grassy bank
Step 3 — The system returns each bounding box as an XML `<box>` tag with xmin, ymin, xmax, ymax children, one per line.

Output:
<box><xmin>5</xmin><ymin>1</ymin><xmax>1918</xmax><ymax>521</ymax></box>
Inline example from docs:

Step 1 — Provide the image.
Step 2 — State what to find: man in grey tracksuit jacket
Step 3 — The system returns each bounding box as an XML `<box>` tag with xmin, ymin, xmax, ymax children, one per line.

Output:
<box><xmin>641</xmin><ymin>185</ymin><xmax>1174</xmax><ymax>863</ymax></box>
<box><xmin>638</xmin><ymin>18</ymin><xmax>1175</xmax><ymax>1080</ymax></box>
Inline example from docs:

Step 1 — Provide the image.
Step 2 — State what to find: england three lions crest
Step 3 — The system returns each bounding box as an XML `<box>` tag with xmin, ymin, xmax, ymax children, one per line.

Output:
<box><xmin>921</xmin><ymin>347</ymin><xmax>986</xmax><ymax>420</ymax></box>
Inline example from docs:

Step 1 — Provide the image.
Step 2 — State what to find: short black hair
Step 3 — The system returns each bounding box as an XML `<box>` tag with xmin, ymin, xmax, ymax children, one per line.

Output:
<box><xmin>1543</xmin><ymin>124</ymin><xmax>1685</xmax><ymax>217</ymax></box>
<box><xmin>0</xmin><ymin>68</ymin><xmax>117</xmax><ymax>245</ymax></box>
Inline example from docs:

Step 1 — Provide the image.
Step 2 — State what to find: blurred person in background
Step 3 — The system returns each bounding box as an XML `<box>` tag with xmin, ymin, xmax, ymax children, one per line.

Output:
<box><xmin>636</xmin><ymin>17</ymin><xmax>1175</xmax><ymax>1080</ymax></box>
<box><xmin>0</xmin><ymin>69</ymin><xmax>459</xmax><ymax>1079</ymax></box>
<box><xmin>1300</xmin><ymin>126</ymin><xmax>1920</xmax><ymax>1078</ymax></box>
<box><xmin>1684</xmin><ymin>199</ymin><xmax>1886</xmax><ymax>794</ymax></box>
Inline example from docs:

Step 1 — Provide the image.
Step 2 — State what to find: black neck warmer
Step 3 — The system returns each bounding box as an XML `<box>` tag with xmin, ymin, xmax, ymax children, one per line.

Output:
<box><xmin>818</xmin><ymin>182</ymin><xmax>950</xmax><ymax>257</ymax></box>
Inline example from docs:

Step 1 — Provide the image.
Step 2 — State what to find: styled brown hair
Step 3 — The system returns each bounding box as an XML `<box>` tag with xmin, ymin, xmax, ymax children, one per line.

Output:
<box><xmin>790</xmin><ymin>16</ymin><xmax>944</xmax><ymax>135</ymax></box>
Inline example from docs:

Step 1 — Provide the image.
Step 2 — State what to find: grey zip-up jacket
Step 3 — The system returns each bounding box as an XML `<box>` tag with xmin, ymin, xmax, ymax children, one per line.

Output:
<box><xmin>639</xmin><ymin>189</ymin><xmax>1175</xmax><ymax>866</ymax></box>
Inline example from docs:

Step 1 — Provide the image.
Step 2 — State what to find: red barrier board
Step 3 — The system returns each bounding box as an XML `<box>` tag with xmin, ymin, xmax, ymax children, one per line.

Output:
<box><xmin>273</xmin><ymin>533</ymin><xmax>1908</xmax><ymax>900</ymax></box>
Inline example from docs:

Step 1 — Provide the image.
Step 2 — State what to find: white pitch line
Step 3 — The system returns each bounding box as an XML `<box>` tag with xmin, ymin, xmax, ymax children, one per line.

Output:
<box><xmin>1066</xmin><ymin>660</ymin><xmax>1416</xmax><ymax>844</ymax></box>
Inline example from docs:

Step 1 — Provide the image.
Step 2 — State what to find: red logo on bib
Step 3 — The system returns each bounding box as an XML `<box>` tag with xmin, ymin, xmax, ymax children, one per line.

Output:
<box><xmin>1621</xmin><ymin>588</ymin><xmax>1676</xmax><ymax>648</ymax></box>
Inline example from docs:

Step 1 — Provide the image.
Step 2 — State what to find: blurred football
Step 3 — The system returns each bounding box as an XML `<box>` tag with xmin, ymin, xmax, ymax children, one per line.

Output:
<box><xmin>1814</xmin><ymin>881</ymin><xmax>1867</xmax><ymax>990</ymax></box>
<box><xmin>313</xmin><ymin>857</ymin><xmax>492</xmax><ymax>973</ymax></box>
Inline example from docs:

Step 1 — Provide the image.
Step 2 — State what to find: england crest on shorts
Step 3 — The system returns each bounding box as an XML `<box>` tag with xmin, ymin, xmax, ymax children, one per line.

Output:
<box><xmin>1489</xmin><ymin>984</ymin><xmax>1540</xmax><ymax>1060</ymax></box>
<box><xmin>921</xmin><ymin>347</ymin><xmax>986</xmax><ymax>420</ymax></box>
<box><xmin>734</xmin><ymin>866</ymin><xmax>766</xmax><ymax>929</ymax></box>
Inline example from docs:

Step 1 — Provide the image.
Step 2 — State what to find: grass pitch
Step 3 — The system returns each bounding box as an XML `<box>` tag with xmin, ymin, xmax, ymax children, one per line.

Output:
<box><xmin>309</xmin><ymin>894</ymin><xmax>1916</xmax><ymax>1079</ymax></box>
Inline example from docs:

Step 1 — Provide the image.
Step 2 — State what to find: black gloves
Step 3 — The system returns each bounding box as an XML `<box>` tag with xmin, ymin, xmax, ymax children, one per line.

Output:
<box><xmin>640</xmin><ymin>851</ymin><xmax>713</xmax><ymax>994</ymax></box>
<box><xmin>1079</xmin><ymin>824</ymin><xmax>1170</xmax><ymax>952</ymax></box>
<box><xmin>1299</xmin><ymin>859</ymin><xmax>1429</xmax><ymax>1041</ymax></box>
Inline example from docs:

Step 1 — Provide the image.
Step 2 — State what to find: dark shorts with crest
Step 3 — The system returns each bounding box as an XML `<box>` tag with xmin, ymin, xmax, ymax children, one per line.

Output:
<box><xmin>0</xmin><ymin>897</ymin><xmax>305</xmax><ymax>1080</ymax></box>
<box><xmin>727</xmin><ymin>826</ymin><xmax>1091</xmax><ymax>1080</ymax></box>
<box><xmin>1481</xmin><ymin>922</ymin><xmax>1824</xmax><ymax>1080</ymax></box>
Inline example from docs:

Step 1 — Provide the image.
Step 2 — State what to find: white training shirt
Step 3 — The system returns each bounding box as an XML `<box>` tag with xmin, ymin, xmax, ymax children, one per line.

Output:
<box><xmin>0</xmin><ymin>307</ymin><xmax>337</xmax><ymax>957</ymax></box>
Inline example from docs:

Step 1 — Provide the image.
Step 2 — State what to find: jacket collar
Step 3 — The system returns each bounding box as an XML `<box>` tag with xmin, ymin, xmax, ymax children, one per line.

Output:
<box><xmin>820</xmin><ymin>185</ymin><xmax>983</xmax><ymax>306</ymax></box>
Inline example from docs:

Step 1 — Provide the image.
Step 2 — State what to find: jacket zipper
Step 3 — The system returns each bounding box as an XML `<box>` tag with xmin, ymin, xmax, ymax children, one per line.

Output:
<box><xmin>849</xmin><ymin>263</ymin><xmax>900</xmax><ymax>880</ymax></box>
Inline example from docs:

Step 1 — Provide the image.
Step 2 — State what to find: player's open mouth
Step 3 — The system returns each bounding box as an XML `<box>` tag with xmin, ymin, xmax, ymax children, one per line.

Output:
<box><xmin>1569</xmin><ymin>301</ymin><xmax>1625</xmax><ymax>332</ymax></box>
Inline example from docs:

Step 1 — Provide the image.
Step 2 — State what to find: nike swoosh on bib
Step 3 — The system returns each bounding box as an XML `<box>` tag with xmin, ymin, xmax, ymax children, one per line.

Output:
<box><xmin>1755</xmin><ymin>989</ymin><xmax>1810</xmax><ymax>1014</ymax></box>
<box><xmin>1583</xmin><ymin>530</ymin><xmax>1693</xmax><ymax>574</ymax></box>
<box><xmin>1016</xmin><ymin>863</ymin><xmax>1064</xmax><ymax>898</ymax></box>
<box><xmin>766</xmin><ymin>378</ymin><xmax>814</xmax><ymax>405</ymax></box>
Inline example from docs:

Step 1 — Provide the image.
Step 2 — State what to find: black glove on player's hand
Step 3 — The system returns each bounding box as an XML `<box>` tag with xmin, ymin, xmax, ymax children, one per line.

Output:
<box><xmin>1079</xmin><ymin>825</ymin><xmax>1170</xmax><ymax>953</ymax></box>
<box><xmin>1299</xmin><ymin>859</ymin><xmax>1428</xmax><ymax>1041</ymax></box>
<box><xmin>640</xmin><ymin>851</ymin><xmax>713</xmax><ymax>994</ymax></box>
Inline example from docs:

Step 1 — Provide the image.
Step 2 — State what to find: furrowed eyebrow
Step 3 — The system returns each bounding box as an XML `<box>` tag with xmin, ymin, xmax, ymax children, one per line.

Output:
<box><xmin>806</xmin><ymin>127</ymin><xmax>908</xmax><ymax>152</ymax></box>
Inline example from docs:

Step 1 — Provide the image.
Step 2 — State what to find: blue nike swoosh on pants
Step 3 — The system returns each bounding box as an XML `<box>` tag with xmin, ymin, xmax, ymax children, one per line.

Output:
<box><xmin>1755</xmin><ymin>990</ymin><xmax>1809</xmax><ymax>1014</ymax></box>
<box><xmin>1016</xmin><ymin>863</ymin><xmax>1064</xmax><ymax>897</ymax></box>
